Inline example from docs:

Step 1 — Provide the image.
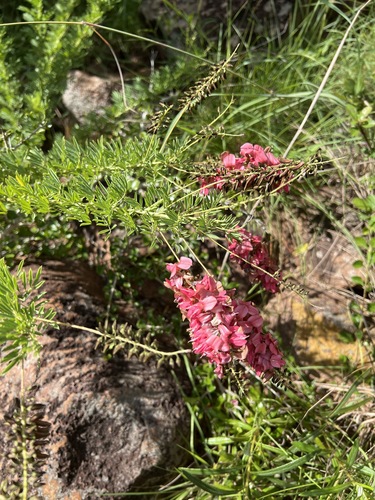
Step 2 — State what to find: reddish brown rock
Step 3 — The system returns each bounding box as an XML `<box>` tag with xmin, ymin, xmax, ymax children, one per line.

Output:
<box><xmin>0</xmin><ymin>260</ymin><xmax>189</xmax><ymax>498</ymax></box>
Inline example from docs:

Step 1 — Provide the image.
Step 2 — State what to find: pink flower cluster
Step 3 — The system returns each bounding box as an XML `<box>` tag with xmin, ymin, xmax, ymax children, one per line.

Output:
<box><xmin>228</xmin><ymin>228</ymin><xmax>281</xmax><ymax>293</ymax></box>
<box><xmin>165</xmin><ymin>257</ymin><xmax>285</xmax><ymax>378</ymax></box>
<box><xmin>199</xmin><ymin>142</ymin><xmax>292</xmax><ymax>195</ymax></box>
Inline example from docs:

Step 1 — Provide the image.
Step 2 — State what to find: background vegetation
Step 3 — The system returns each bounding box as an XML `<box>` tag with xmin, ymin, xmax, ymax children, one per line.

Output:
<box><xmin>0</xmin><ymin>0</ymin><xmax>374</xmax><ymax>498</ymax></box>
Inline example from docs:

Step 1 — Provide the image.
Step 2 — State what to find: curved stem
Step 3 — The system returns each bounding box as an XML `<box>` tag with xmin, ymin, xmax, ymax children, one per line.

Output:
<box><xmin>37</xmin><ymin>317</ymin><xmax>191</xmax><ymax>357</ymax></box>
<box><xmin>0</xmin><ymin>20</ymin><xmax>211</xmax><ymax>64</ymax></box>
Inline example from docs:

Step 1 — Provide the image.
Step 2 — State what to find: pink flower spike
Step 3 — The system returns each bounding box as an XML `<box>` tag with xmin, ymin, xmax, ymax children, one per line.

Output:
<box><xmin>253</xmin><ymin>144</ymin><xmax>280</xmax><ymax>166</ymax></box>
<box><xmin>205</xmin><ymin>334</ymin><xmax>224</xmax><ymax>351</ymax></box>
<box><xmin>164</xmin><ymin>254</ymin><xmax>285</xmax><ymax>380</ymax></box>
<box><xmin>199</xmin><ymin>179</ymin><xmax>210</xmax><ymax>196</ymax></box>
<box><xmin>270</xmin><ymin>355</ymin><xmax>284</xmax><ymax>368</ymax></box>
<box><xmin>255</xmin><ymin>342</ymin><xmax>267</xmax><ymax>354</ymax></box>
<box><xmin>164</xmin><ymin>277</ymin><xmax>179</xmax><ymax>290</ymax></box>
<box><xmin>230</xmin><ymin>329</ymin><xmax>248</xmax><ymax>347</ymax></box>
<box><xmin>198</xmin><ymin>142</ymin><xmax>294</xmax><ymax>196</ymax></box>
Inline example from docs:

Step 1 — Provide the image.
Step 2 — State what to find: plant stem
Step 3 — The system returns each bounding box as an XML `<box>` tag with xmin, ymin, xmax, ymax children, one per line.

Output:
<box><xmin>0</xmin><ymin>20</ymin><xmax>211</xmax><ymax>64</ymax></box>
<box><xmin>37</xmin><ymin>317</ymin><xmax>191</xmax><ymax>357</ymax></box>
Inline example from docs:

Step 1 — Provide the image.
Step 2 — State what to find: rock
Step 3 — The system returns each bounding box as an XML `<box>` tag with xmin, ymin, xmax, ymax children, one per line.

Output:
<box><xmin>0</xmin><ymin>260</ymin><xmax>189</xmax><ymax>498</ymax></box>
<box><xmin>62</xmin><ymin>70</ymin><xmax>120</xmax><ymax>123</ymax></box>
<box><xmin>140</xmin><ymin>0</ymin><xmax>293</xmax><ymax>45</ymax></box>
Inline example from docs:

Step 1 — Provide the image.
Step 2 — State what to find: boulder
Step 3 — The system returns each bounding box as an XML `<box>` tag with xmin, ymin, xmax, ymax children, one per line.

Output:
<box><xmin>140</xmin><ymin>0</ymin><xmax>293</xmax><ymax>45</ymax></box>
<box><xmin>62</xmin><ymin>70</ymin><xmax>120</xmax><ymax>123</ymax></box>
<box><xmin>0</xmin><ymin>260</ymin><xmax>189</xmax><ymax>499</ymax></box>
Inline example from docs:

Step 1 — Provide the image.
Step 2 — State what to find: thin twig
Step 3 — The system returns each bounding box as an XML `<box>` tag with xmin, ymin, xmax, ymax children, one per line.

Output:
<box><xmin>89</xmin><ymin>26</ymin><xmax>129</xmax><ymax>112</ymax></box>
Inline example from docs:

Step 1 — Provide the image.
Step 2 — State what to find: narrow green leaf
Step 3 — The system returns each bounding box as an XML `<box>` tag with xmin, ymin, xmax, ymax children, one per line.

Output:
<box><xmin>1</xmin><ymin>357</ymin><xmax>20</xmax><ymax>374</ymax></box>
<box><xmin>320</xmin><ymin>0</ymin><xmax>351</xmax><ymax>23</ymax></box>
<box><xmin>17</xmin><ymin>259</ymin><xmax>24</xmax><ymax>275</ymax></box>
<box><xmin>28</xmin><ymin>267</ymin><xmax>34</xmax><ymax>287</ymax></box>
<box><xmin>251</xmin><ymin>453</ymin><xmax>317</xmax><ymax>476</ymax></box>
<box><xmin>353</xmin><ymin>464</ymin><xmax>375</xmax><ymax>478</ymax></box>
<box><xmin>0</xmin><ymin>332</ymin><xmax>17</xmax><ymax>342</ymax></box>
<box><xmin>1</xmin><ymin>349</ymin><xmax>23</xmax><ymax>363</ymax></box>
<box><xmin>290</xmin><ymin>441</ymin><xmax>318</xmax><ymax>453</ymax></box>
<box><xmin>347</xmin><ymin>439</ymin><xmax>359</xmax><ymax>467</ymax></box>
<box><xmin>299</xmin><ymin>483</ymin><xmax>351</xmax><ymax>496</ymax></box>
<box><xmin>34</xmin><ymin>280</ymin><xmax>45</xmax><ymax>290</ymax></box>
<box><xmin>330</xmin><ymin>380</ymin><xmax>362</xmax><ymax>417</ymax></box>
<box><xmin>206</xmin><ymin>437</ymin><xmax>236</xmax><ymax>445</ymax></box>
<box><xmin>179</xmin><ymin>469</ymin><xmax>240</xmax><ymax>496</ymax></box>
<box><xmin>332</xmin><ymin>397</ymin><xmax>373</xmax><ymax>417</ymax></box>
<box><xmin>178</xmin><ymin>467</ymin><xmax>242</xmax><ymax>478</ymax></box>
<box><xmin>0</xmin><ymin>302</ymin><xmax>16</xmax><ymax>316</ymax></box>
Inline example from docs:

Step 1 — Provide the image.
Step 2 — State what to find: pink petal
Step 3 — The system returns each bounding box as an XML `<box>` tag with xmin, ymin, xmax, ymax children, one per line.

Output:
<box><xmin>178</xmin><ymin>257</ymin><xmax>193</xmax><ymax>270</ymax></box>
<box><xmin>202</xmin><ymin>295</ymin><xmax>218</xmax><ymax>311</ymax></box>
<box><xmin>221</xmin><ymin>152</ymin><xmax>236</xmax><ymax>168</ymax></box>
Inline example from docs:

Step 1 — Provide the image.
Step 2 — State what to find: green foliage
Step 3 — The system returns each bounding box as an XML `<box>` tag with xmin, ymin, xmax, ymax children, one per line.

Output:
<box><xmin>0</xmin><ymin>260</ymin><xmax>55</xmax><ymax>373</ymax></box>
<box><xmin>155</xmin><ymin>367</ymin><xmax>375</xmax><ymax>499</ymax></box>
<box><xmin>0</xmin><ymin>134</ymin><xmax>244</xmax><ymax>245</ymax></box>
<box><xmin>0</xmin><ymin>0</ymin><xmax>122</xmax><ymax>148</ymax></box>
<box><xmin>161</xmin><ymin>0</ymin><xmax>375</xmax><ymax>159</ymax></box>
<box><xmin>338</xmin><ymin>16</ymin><xmax>375</xmax><ymax>152</ymax></box>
